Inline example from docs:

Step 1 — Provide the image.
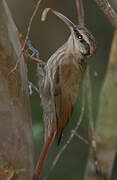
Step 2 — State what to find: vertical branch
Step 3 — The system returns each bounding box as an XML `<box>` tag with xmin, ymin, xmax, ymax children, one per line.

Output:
<box><xmin>0</xmin><ymin>1</ymin><xmax>33</xmax><ymax>180</ymax></box>
<box><xmin>76</xmin><ymin>0</ymin><xmax>84</xmax><ymax>26</ymax></box>
<box><xmin>92</xmin><ymin>0</ymin><xmax>117</xmax><ymax>177</ymax></box>
<box><xmin>96</xmin><ymin>30</ymin><xmax>117</xmax><ymax>180</ymax></box>
<box><xmin>91</xmin><ymin>0</ymin><xmax>117</xmax><ymax>179</ymax></box>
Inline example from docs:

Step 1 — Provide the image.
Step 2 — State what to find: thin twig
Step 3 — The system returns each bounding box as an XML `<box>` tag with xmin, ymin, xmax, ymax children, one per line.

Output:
<box><xmin>86</xmin><ymin>68</ymin><xmax>104</xmax><ymax>180</ymax></box>
<box><xmin>72</xmin><ymin>130</ymin><xmax>89</xmax><ymax>145</ymax></box>
<box><xmin>43</xmin><ymin>84</ymin><xmax>86</xmax><ymax>180</ymax></box>
<box><xmin>94</xmin><ymin>0</ymin><xmax>117</xmax><ymax>28</ymax></box>
<box><xmin>76</xmin><ymin>0</ymin><xmax>84</xmax><ymax>26</ymax></box>
<box><xmin>9</xmin><ymin>0</ymin><xmax>43</xmax><ymax>74</ymax></box>
<box><xmin>22</xmin><ymin>0</ymin><xmax>42</xmax><ymax>51</ymax></box>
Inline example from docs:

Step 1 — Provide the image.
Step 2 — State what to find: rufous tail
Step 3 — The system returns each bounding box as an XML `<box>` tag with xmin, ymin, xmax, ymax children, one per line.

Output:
<box><xmin>34</xmin><ymin>131</ymin><xmax>56</xmax><ymax>180</ymax></box>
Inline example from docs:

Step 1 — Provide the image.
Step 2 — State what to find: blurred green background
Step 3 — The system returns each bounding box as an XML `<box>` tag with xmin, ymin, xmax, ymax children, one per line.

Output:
<box><xmin>6</xmin><ymin>0</ymin><xmax>114</xmax><ymax>179</ymax></box>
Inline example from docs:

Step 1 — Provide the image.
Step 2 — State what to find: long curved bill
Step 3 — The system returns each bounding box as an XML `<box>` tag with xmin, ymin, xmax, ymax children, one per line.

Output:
<box><xmin>41</xmin><ymin>8</ymin><xmax>76</xmax><ymax>31</ymax></box>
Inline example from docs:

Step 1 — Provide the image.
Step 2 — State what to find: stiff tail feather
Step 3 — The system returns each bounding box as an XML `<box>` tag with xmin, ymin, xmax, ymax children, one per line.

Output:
<box><xmin>34</xmin><ymin>130</ymin><xmax>56</xmax><ymax>180</ymax></box>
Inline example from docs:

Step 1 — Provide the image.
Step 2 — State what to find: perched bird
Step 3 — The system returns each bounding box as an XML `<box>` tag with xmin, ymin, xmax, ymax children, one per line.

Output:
<box><xmin>34</xmin><ymin>8</ymin><xmax>96</xmax><ymax>180</ymax></box>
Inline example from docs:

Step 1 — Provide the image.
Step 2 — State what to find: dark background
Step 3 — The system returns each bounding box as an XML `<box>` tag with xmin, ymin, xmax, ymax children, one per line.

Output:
<box><xmin>6</xmin><ymin>0</ymin><xmax>114</xmax><ymax>179</ymax></box>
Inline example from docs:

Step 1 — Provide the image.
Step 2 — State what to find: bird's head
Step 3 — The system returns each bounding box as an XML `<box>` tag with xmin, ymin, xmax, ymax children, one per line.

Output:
<box><xmin>42</xmin><ymin>8</ymin><xmax>96</xmax><ymax>58</ymax></box>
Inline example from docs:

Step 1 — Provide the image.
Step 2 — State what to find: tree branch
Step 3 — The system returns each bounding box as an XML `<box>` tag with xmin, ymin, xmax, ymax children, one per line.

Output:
<box><xmin>94</xmin><ymin>0</ymin><xmax>117</xmax><ymax>28</ymax></box>
<box><xmin>0</xmin><ymin>1</ymin><xmax>33</xmax><ymax>179</ymax></box>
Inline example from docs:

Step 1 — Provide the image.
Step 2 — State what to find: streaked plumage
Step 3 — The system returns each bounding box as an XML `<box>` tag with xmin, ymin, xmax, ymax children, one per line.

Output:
<box><xmin>42</xmin><ymin>25</ymin><xmax>96</xmax><ymax>143</ymax></box>
<box><xmin>35</xmin><ymin>9</ymin><xmax>96</xmax><ymax>180</ymax></box>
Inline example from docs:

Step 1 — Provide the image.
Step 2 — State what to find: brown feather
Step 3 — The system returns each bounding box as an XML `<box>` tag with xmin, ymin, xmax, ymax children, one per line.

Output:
<box><xmin>54</xmin><ymin>62</ymin><xmax>78</xmax><ymax>144</ymax></box>
<box><xmin>55</xmin><ymin>94</ymin><xmax>73</xmax><ymax>144</ymax></box>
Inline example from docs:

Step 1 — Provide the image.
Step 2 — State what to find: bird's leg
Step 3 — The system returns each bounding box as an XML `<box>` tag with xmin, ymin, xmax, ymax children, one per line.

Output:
<box><xmin>18</xmin><ymin>32</ymin><xmax>46</xmax><ymax>66</ymax></box>
<box><xmin>34</xmin><ymin>130</ymin><xmax>56</xmax><ymax>180</ymax></box>
<box><xmin>26</xmin><ymin>39</ymin><xmax>40</xmax><ymax>58</ymax></box>
<box><xmin>18</xmin><ymin>32</ymin><xmax>46</xmax><ymax>94</ymax></box>
<box><xmin>88</xmin><ymin>126</ymin><xmax>104</xmax><ymax>180</ymax></box>
<box><xmin>28</xmin><ymin>81</ymin><xmax>40</xmax><ymax>96</ymax></box>
<box><xmin>25</xmin><ymin>39</ymin><xmax>46</xmax><ymax>66</ymax></box>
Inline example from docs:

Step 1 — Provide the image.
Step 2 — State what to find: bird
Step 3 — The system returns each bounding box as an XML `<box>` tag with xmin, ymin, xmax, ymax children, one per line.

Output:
<box><xmin>34</xmin><ymin>8</ymin><xmax>96</xmax><ymax>180</ymax></box>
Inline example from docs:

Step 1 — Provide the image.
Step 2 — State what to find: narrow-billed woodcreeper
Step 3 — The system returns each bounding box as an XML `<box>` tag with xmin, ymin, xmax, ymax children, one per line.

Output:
<box><xmin>34</xmin><ymin>8</ymin><xmax>96</xmax><ymax>180</ymax></box>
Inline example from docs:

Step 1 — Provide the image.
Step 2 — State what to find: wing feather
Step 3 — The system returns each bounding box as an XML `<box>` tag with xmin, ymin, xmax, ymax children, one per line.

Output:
<box><xmin>55</xmin><ymin>94</ymin><xmax>73</xmax><ymax>144</ymax></box>
<box><xmin>54</xmin><ymin>63</ymin><xmax>74</xmax><ymax>144</ymax></box>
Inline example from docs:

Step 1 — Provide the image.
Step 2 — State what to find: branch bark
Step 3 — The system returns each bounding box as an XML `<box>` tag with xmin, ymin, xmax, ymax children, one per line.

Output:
<box><xmin>96</xmin><ymin>30</ymin><xmax>117</xmax><ymax>179</ymax></box>
<box><xmin>0</xmin><ymin>1</ymin><xmax>34</xmax><ymax>179</ymax></box>
<box><xmin>94</xmin><ymin>0</ymin><xmax>117</xmax><ymax>28</ymax></box>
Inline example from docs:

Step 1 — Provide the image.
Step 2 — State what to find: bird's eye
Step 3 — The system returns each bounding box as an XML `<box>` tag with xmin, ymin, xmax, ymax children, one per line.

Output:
<box><xmin>73</xmin><ymin>28</ymin><xmax>83</xmax><ymax>40</ymax></box>
<box><xmin>77</xmin><ymin>34</ymin><xmax>83</xmax><ymax>40</ymax></box>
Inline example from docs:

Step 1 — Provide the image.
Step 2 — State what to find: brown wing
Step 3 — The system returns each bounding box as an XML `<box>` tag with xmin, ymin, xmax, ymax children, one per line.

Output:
<box><xmin>54</xmin><ymin>64</ymin><xmax>75</xmax><ymax>144</ymax></box>
<box><xmin>55</xmin><ymin>93</ymin><xmax>73</xmax><ymax>144</ymax></box>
